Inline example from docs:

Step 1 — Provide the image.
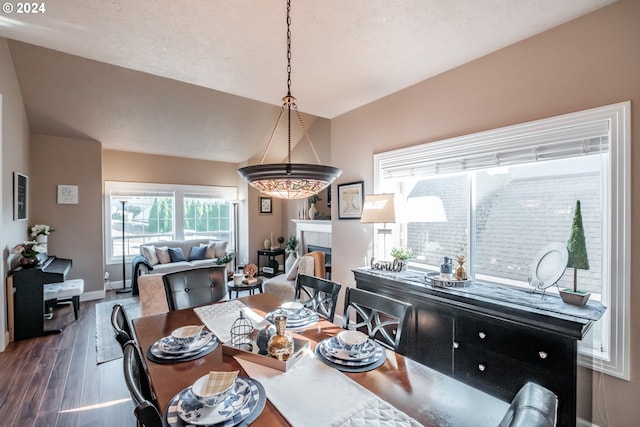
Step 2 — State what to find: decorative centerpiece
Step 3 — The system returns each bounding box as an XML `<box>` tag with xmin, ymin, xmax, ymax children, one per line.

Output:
<box><xmin>242</xmin><ymin>263</ymin><xmax>258</xmax><ymax>285</ymax></box>
<box><xmin>559</xmin><ymin>200</ymin><xmax>591</xmax><ymax>306</ymax></box>
<box><xmin>30</xmin><ymin>224</ymin><xmax>54</xmax><ymax>254</ymax></box>
<box><xmin>229</xmin><ymin>310</ymin><xmax>254</xmax><ymax>351</ymax></box>
<box><xmin>12</xmin><ymin>241</ymin><xmax>45</xmax><ymax>267</ymax></box>
<box><xmin>308</xmin><ymin>195</ymin><xmax>321</xmax><ymax>220</ymax></box>
<box><xmin>455</xmin><ymin>254</ymin><xmax>468</xmax><ymax>280</ymax></box>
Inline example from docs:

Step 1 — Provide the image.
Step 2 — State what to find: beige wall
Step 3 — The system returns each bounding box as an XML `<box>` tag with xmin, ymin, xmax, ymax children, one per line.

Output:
<box><xmin>30</xmin><ymin>135</ymin><xmax>104</xmax><ymax>299</ymax></box>
<box><xmin>330</xmin><ymin>0</ymin><xmax>639</xmax><ymax>424</ymax></box>
<box><xmin>0</xmin><ymin>38</ymin><xmax>31</xmax><ymax>351</ymax></box>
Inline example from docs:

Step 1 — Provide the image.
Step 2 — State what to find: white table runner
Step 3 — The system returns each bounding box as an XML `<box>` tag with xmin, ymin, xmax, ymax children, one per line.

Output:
<box><xmin>235</xmin><ymin>352</ymin><xmax>423</xmax><ymax>427</ymax></box>
<box><xmin>193</xmin><ymin>300</ymin><xmax>269</xmax><ymax>343</ymax></box>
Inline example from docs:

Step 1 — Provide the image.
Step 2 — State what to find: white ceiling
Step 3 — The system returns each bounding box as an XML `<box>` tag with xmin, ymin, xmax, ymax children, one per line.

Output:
<box><xmin>0</xmin><ymin>0</ymin><xmax>614</xmax><ymax>163</ymax></box>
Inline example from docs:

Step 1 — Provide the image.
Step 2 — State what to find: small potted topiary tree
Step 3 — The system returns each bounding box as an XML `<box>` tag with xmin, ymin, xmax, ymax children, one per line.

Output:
<box><xmin>559</xmin><ymin>200</ymin><xmax>591</xmax><ymax>306</ymax></box>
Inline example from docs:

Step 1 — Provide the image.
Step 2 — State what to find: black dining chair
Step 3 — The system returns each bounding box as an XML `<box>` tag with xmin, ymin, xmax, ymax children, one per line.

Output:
<box><xmin>294</xmin><ymin>274</ymin><xmax>342</xmax><ymax>322</ymax></box>
<box><xmin>122</xmin><ymin>341</ymin><xmax>164</xmax><ymax>427</ymax></box>
<box><xmin>111</xmin><ymin>303</ymin><xmax>133</xmax><ymax>349</ymax></box>
<box><xmin>134</xmin><ymin>401</ymin><xmax>166</xmax><ymax>427</ymax></box>
<box><xmin>499</xmin><ymin>382</ymin><xmax>558</xmax><ymax>427</ymax></box>
<box><xmin>163</xmin><ymin>266</ymin><xmax>227</xmax><ymax>311</ymax></box>
<box><xmin>342</xmin><ymin>287</ymin><xmax>412</xmax><ymax>352</ymax></box>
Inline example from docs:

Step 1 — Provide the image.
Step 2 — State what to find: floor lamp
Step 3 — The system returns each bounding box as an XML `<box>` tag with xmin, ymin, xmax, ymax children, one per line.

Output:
<box><xmin>360</xmin><ymin>194</ymin><xmax>396</xmax><ymax>260</ymax></box>
<box><xmin>116</xmin><ymin>199</ymin><xmax>131</xmax><ymax>293</ymax></box>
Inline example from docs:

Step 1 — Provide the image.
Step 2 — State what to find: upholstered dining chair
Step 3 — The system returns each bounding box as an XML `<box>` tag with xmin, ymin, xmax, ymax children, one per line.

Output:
<box><xmin>499</xmin><ymin>382</ymin><xmax>558</xmax><ymax>427</ymax></box>
<box><xmin>342</xmin><ymin>287</ymin><xmax>412</xmax><ymax>352</ymax></box>
<box><xmin>294</xmin><ymin>274</ymin><xmax>342</xmax><ymax>322</ymax></box>
<box><xmin>111</xmin><ymin>303</ymin><xmax>133</xmax><ymax>350</ymax></box>
<box><xmin>122</xmin><ymin>341</ymin><xmax>164</xmax><ymax>427</ymax></box>
<box><xmin>163</xmin><ymin>266</ymin><xmax>227</xmax><ymax>311</ymax></box>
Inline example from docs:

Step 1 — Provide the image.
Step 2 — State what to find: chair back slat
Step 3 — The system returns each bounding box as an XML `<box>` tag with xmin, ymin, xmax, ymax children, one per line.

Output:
<box><xmin>294</xmin><ymin>274</ymin><xmax>341</xmax><ymax>322</ymax></box>
<box><xmin>123</xmin><ymin>341</ymin><xmax>157</xmax><ymax>407</ymax></box>
<box><xmin>343</xmin><ymin>287</ymin><xmax>412</xmax><ymax>352</ymax></box>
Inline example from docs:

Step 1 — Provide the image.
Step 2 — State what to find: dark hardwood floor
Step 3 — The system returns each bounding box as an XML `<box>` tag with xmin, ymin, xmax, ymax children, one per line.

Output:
<box><xmin>0</xmin><ymin>291</ymin><xmax>136</xmax><ymax>426</ymax></box>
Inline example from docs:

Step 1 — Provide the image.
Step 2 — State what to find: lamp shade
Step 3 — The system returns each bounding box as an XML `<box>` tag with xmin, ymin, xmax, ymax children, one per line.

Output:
<box><xmin>360</xmin><ymin>194</ymin><xmax>396</xmax><ymax>224</ymax></box>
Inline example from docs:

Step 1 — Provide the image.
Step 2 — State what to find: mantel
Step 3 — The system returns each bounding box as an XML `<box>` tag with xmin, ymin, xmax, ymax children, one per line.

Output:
<box><xmin>291</xmin><ymin>220</ymin><xmax>331</xmax><ymax>233</ymax></box>
<box><xmin>292</xmin><ymin>220</ymin><xmax>331</xmax><ymax>254</ymax></box>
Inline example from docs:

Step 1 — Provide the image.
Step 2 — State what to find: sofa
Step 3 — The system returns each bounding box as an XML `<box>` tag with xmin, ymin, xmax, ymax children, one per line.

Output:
<box><xmin>263</xmin><ymin>251</ymin><xmax>326</xmax><ymax>301</ymax></box>
<box><xmin>131</xmin><ymin>238</ymin><xmax>232</xmax><ymax>295</ymax></box>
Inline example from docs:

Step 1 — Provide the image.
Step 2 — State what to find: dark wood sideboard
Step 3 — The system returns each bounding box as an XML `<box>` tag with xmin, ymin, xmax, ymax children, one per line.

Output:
<box><xmin>354</xmin><ymin>268</ymin><xmax>604</xmax><ymax>427</ymax></box>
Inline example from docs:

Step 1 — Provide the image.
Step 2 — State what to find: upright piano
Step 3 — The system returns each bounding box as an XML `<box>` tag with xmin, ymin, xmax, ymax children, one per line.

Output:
<box><xmin>7</xmin><ymin>254</ymin><xmax>72</xmax><ymax>341</ymax></box>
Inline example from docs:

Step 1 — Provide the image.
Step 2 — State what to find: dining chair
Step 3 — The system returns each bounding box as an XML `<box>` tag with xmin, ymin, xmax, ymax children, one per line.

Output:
<box><xmin>134</xmin><ymin>400</ymin><xmax>167</xmax><ymax>427</ymax></box>
<box><xmin>163</xmin><ymin>266</ymin><xmax>227</xmax><ymax>311</ymax></box>
<box><xmin>122</xmin><ymin>341</ymin><xmax>162</xmax><ymax>426</ymax></box>
<box><xmin>294</xmin><ymin>273</ymin><xmax>342</xmax><ymax>322</ymax></box>
<box><xmin>110</xmin><ymin>303</ymin><xmax>133</xmax><ymax>349</ymax></box>
<box><xmin>499</xmin><ymin>382</ymin><xmax>558</xmax><ymax>427</ymax></box>
<box><xmin>342</xmin><ymin>287</ymin><xmax>412</xmax><ymax>352</ymax></box>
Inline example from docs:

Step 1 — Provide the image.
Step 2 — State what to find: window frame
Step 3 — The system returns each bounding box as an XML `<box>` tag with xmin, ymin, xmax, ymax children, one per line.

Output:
<box><xmin>104</xmin><ymin>181</ymin><xmax>237</xmax><ymax>264</ymax></box>
<box><xmin>373</xmin><ymin>101</ymin><xmax>630</xmax><ymax>380</ymax></box>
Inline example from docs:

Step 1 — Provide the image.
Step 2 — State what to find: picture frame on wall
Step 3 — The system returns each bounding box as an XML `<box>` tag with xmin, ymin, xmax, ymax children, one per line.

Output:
<box><xmin>337</xmin><ymin>181</ymin><xmax>364</xmax><ymax>219</ymax></box>
<box><xmin>13</xmin><ymin>172</ymin><xmax>28</xmax><ymax>221</ymax></box>
<box><xmin>259</xmin><ymin>196</ymin><xmax>273</xmax><ymax>214</ymax></box>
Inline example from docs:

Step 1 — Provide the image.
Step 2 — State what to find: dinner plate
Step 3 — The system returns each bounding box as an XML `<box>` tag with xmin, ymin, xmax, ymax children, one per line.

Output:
<box><xmin>165</xmin><ymin>377</ymin><xmax>265</xmax><ymax>427</ymax></box>
<box><xmin>315</xmin><ymin>344</ymin><xmax>387</xmax><ymax>372</ymax></box>
<box><xmin>148</xmin><ymin>335</ymin><xmax>218</xmax><ymax>363</ymax></box>
<box><xmin>317</xmin><ymin>338</ymin><xmax>384</xmax><ymax>366</ymax></box>
<box><xmin>528</xmin><ymin>242</ymin><xmax>569</xmax><ymax>290</ymax></box>
<box><xmin>176</xmin><ymin>377</ymin><xmax>252</xmax><ymax>426</ymax></box>
<box><xmin>156</xmin><ymin>331</ymin><xmax>213</xmax><ymax>354</ymax></box>
<box><xmin>321</xmin><ymin>336</ymin><xmax>377</xmax><ymax>361</ymax></box>
<box><xmin>265</xmin><ymin>309</ymin><xmax>319</xmax><ymax>329</ymax></box>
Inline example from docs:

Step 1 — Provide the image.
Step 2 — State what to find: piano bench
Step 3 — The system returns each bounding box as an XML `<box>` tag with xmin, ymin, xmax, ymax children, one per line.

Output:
<box><xmin>43</xmin><ymin>279</ymin><xmax>84</xmax><ymax>321</ymax></box>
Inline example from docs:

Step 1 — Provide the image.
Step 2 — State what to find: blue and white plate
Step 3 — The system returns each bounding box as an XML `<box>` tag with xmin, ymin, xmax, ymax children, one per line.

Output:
<box><xmin>317</xmin><ymin>338</ymin><xmax>384</xmax><ymax>367</ymax></box>
<box><xmin>265</xmin><ymin>309</ymin><xmax>319</xmax><ymax>329</ymax></box>
<box><xmin>173</xmin><ymin>377</ymin><xmax>253</xmax><ymax>426</ymax></box>
<box><xmin>149</xmin><ymin>333</ymin><xmax>218</xmax><ymax>362</ymax></box>
<box><xmin>322</xmin><ymin>336</ymin><xmax>377</xmax><ymax>361</ymax></box>
<box><xmin>156</xmin><ymin>331</ymin><xmax>213</xmax><ymax>355</ymax></box>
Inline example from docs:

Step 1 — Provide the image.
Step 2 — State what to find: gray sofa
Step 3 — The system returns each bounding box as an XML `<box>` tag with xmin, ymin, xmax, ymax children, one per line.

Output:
<box><xmin>132</xmin><ymin>238</ymin><xmax>232</xmax><ymax>294</ymax></box>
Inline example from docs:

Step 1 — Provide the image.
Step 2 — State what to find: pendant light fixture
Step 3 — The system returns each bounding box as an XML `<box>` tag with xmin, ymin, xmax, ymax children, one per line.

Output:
<box><xmin>238</xmin><ymin>0</ymin><xmax>341</xmax><ymax>200</ymax></box>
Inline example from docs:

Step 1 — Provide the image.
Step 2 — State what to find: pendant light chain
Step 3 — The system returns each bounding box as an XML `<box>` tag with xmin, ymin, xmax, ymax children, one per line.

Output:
<box><xmin>286</xmin><ymin>0</ymin><xmax>292</xmax><ymax>163</ymax></box>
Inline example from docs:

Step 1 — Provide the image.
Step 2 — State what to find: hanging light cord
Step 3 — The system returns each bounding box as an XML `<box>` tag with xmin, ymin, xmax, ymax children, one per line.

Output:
<box><xmin>258</xmin><ymin>0</ymin><xmax>322</xmax><ymax>166</ymax></box>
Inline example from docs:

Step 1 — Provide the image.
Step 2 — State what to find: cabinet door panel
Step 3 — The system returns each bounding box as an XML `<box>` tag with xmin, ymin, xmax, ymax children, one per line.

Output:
<box><xmin>414</xmin><ymin>302</ymin><xmax>454</xmax><ymax>375</ymax></box>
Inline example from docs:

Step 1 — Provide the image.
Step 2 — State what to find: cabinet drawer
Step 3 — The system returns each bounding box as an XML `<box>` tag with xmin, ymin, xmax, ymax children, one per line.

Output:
<box><xmin>454</xmin><ymin>344</ymin><xmax>555</xmax><ymax>401</ymax></box>
<box><xmin>455</xmin><ymin>315</ymin><xmax>572</xmax><ymax>369</ymax></box>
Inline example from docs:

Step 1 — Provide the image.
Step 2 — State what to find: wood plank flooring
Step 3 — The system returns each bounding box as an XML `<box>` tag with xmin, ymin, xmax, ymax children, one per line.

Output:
<box><xmin>0</xmin><ymin>291</ymin><xmax>136</xmax><ymax>426</ymax></box>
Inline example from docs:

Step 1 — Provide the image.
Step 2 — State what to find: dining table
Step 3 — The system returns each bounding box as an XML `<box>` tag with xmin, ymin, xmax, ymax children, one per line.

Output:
<box><xmin>131</xmin><ymin>292</ymin><xmax>509</xmax><ymax>427</ymax></box>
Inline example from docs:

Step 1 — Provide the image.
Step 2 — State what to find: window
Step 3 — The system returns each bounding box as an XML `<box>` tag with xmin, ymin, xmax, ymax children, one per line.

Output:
<box><xmin>374</xmin><ymin>102</ymin><xmax>630</xmax><ymax>379</ymax></box>
<box><xmin>105</xmin><ymin>182</ymin><xmax>237</xmax><ymax>263</ymax></box>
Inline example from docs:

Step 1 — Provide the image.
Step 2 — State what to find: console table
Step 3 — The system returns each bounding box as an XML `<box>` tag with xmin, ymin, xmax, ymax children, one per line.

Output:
<box><xmin>256</xmin><ymin>248</ymin><xmax>285</xmax><ymax>277</ymax></box>
<box><xmin>353</xmin><ymin>268</ymin><xmax>605</xmax><ymax>427</ymax></box>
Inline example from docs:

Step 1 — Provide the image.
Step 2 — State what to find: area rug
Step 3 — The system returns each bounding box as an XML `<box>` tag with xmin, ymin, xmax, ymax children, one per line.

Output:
<box><xmin>95</xmin><ymin>297</ymin><xmax>141</xmax><ymax>364</ymax></box>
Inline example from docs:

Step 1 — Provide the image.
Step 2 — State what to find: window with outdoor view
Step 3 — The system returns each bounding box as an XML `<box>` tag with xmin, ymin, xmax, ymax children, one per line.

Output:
<box><xmin>105</xmin><ymin>182</ymin><xmax>237</xmax><ymax>263</ymax></box>
<box><xmin>374</xmin><ymin>102</ymin><xmax>630</xmax><ymax>379</ymax></box>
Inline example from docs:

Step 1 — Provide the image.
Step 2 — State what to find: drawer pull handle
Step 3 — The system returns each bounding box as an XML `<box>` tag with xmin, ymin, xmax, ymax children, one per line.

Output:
<box><xmin>478</xmin><ymin>332</ymin><xmax>486</xmax><ymax>339</ymax></box>
<box><xmin>478</xmin><ymin>364</ymin><xmax>486</xmax><ymax>372</ymax></box>
<box><xmin>539</xmin><ymin>351</ymin><xmax>548</xmax><ymax>359</ymax></box>
<box><xmin>453</xmin><ymin>342</ymin><xmax>459</xmax><ymax>349</ymax></box>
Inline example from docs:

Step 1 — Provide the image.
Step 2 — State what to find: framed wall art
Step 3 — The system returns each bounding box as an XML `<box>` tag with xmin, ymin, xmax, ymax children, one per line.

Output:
<box><xmin>259</xmin><ymin>196</ymin><xmax>273</xmax><ymax>214</ymax></box>
<box><xmin>13</xmin><ymin>172</ymin><xmax>28</xmax><ymax>221</ymax></box>
<box><xmin>337</xmin><ymin>181</ymin><xmax>364</xmax><ymax>220</ymax></box>
<box><xmin>57</xmin><ymin>184</ymin><xmax>79</xmax><ymax>204</ymax></box>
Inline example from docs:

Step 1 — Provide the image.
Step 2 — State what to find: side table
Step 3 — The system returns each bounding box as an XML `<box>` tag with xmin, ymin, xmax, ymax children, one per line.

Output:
<box><xmin>227</xmin><ymin>277</ymin><xmax>263</xmax><ymax>300</ymax></box>
<box><xmin>256</xmin><ymin>248</ymin><xmax>285</xmax><ymax>277</ymax></box>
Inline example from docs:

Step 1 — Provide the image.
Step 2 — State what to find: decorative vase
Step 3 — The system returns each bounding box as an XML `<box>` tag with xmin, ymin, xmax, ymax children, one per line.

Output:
<box><xmin>559</xmin><ymin>289</ymin><xmax>591</xmax><ymax>306</ymax></box>
<box><xmin>264</xmin><ymin>238</ymin><xmax>271</xmax><ymax>250</ymax></box>
<box><xmin>36</xmin><ymin>234</ymin><xmax>48</xmax><ymax>255</ymax></box>
<box><xmin>267</xmin><ymin>315</ymin><xmax>294</xmax><ymax>361</ymax></box>
<box><xmin>308</xmin><ymin>202</ymin><xmax>317</xmax><ymax>220</ymax></box>
<box><xmin>285</xmin><ymin>251</ymin><xmax>297</xmax><ymax>274</ymax></box>
<box><xmin>19</xmin><ymin>256</ymin><xmax>39</xmax><ymax>268</ymax></box>
<box><xmin>455</xmin><ymin>260</ymin><xmax>467</xmax><ymax>280</ymax></box>
<box><xmin>256</xmin><ymin>324</ymin><xmax>276</xmax><ymax>355</ymax></box>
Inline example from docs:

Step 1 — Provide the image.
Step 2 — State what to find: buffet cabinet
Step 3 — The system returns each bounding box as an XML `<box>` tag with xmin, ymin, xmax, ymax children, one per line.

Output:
<box><xmin>354</xmin><ymin>268</ymin><xmax>599</xmax><ymax>427</ymax></box>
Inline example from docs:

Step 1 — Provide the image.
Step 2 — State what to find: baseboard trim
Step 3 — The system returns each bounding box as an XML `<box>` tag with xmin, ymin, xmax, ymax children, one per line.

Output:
<box><xmin>577</xmin><ymin>418</ymin><xmax>599</xmax><ymax>427</ymax></box>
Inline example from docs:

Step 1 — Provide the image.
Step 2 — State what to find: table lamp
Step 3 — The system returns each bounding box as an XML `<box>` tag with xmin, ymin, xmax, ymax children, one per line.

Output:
<box><xmin>360</xmin><ymin>194</ymin><xmax>396</xmax><ymax>260</ymax></box>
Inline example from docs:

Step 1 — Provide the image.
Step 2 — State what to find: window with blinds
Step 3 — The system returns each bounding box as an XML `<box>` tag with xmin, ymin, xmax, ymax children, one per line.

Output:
<box><xmin>373</xmin><ymin>102</ymin><xmax>630</xmax><ymax>380</ymax></box>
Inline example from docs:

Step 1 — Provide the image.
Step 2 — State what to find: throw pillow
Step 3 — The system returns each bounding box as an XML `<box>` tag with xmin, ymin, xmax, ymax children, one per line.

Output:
<box><xmin>286</xmin><ymin>256</ymin><xmax>303</xmax><ymax>281</ymax></box>
<box><xmin>168</xmin><ymin>247</ymin><xmax>187</xmax><ymax>263</ymax></box>
<box><xmin>155</xmin><ymin>246</ymin><xmax>170</xmax><ymax>264</ymax></box>
<box><xmin>141</xmin><ymin>245</ymin><xmax>159</xmax><ymax>265</ymax></box>
<box><xmin>215</xmin><ymin>240</ymin><xmax>228</xmax><ymax>258</ymax></box>
<box><xmin>189</xmin><ymin>245</ymin><xmax>207</xmax><ymax>261</ymax></box>
<box><xmin>205</xmin><ymin>242</ymin><xmax>217</xmax><ymax>259</ymax></box>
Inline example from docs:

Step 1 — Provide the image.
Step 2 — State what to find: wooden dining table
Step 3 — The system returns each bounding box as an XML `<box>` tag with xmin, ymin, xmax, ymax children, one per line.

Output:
<box><xmin>132</xmin><ymin>292</ymin><xmax>509</xmax><ymax>427</ymax></box>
